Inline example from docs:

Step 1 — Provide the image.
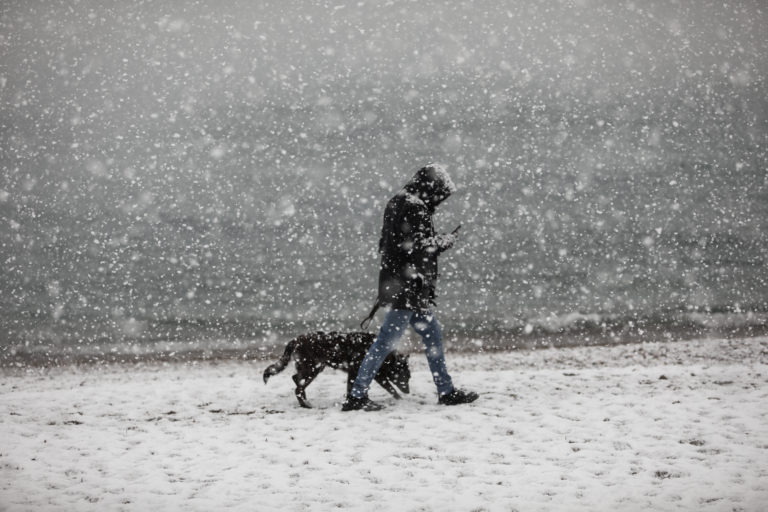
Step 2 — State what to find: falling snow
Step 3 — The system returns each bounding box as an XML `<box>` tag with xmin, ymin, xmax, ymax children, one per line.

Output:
<box><xmin>1</xmin><ymin>0</ymin><xmax>766</xmax><ymax>363</ymax></box>
<box><xmin>1</xmin><ymin>0</ymin><xmax>767</xmax><ymax>509</ymax></box>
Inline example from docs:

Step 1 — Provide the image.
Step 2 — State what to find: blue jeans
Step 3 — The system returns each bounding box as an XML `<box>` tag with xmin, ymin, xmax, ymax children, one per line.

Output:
<box><xmin>350</xmin><ymin>309</ymin><xmax>455</xmax><ymax>399</ymax></box>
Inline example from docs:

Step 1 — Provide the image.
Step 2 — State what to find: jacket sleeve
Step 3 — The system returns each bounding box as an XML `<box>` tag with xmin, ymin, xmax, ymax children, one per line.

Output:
<box><xmin>403</xmin><ymin>203</ymin><xmax>456</xmax><ymax>255</ymax></box>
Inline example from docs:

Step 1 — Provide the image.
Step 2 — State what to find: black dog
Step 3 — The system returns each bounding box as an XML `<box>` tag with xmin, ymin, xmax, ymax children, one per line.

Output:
<box><xmin>263</xmin><ymin>331</ymin><xmax>410</xmax><ymax>408</ymax></box>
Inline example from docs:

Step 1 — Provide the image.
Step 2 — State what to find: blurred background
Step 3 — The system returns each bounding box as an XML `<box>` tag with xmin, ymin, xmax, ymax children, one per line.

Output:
<box><xmin>1</xmin><ymin>0</ymin><xmax>766</xmax><ymax>363</ymax></box>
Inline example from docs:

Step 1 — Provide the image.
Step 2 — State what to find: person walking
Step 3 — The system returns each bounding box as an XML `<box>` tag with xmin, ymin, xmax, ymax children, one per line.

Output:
<box><xmin>343</xmin><ymin>163</ymin><xmax>478</xmax><ymax>411</ymax></box>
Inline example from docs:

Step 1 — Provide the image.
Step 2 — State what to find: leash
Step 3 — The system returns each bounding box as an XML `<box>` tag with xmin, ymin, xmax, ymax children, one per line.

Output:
<box><xmin>360</xmin><ymin>299</ymin><xmax>380</xmax><ymax>330</ymax></box>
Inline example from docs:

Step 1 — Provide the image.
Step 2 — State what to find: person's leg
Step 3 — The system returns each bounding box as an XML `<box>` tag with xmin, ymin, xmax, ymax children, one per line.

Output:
<box><xmin>349</xmin><ymin>309</ymin><xmax>412</xmax><ymax>399</ymax></box>
<box><xmin>409</xmin><ymin>311</ymin><xmax>454</xmax><ymax>397</ymax></box>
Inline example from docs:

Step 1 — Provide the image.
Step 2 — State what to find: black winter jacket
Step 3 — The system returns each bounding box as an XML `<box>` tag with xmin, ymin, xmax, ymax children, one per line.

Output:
<box><xmin>376</xmin><ymin>164</ymin><xmax>457</xmax><ymax>312</ymax></box>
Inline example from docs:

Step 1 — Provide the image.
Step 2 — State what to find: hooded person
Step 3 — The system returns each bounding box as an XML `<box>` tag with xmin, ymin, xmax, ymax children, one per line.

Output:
<box><xmin>343</xmin><ymin>163</ymin><xmax>479</xmax><ymax>411</ymax></box>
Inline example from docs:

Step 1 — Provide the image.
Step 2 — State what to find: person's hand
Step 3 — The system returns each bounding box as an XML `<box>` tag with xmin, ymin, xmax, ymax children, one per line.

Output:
<box><xmin>436</xmin><ymin>232</ymin><xmax>458</xmax><ymax>251</ymax></box>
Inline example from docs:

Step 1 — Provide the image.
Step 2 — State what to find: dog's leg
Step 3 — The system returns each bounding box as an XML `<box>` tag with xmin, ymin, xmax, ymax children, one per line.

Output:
<box><xmin>375</xmin><ymin>375</ymin><xmax>402</xmax><ymax>399</ymax></box>
<box><xmin>292</xmin><ymin>362</ymin><xmax>323</xmax><ymax>409</ymax></box>
<box><xmin>292</xmin><ymin>374</ymin><xmax>311</xmax><ymax>408</ymax></box>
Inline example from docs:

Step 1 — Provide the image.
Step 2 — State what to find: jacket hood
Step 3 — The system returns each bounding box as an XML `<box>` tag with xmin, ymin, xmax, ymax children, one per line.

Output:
<box><xmin>404</xmin><ymin>163</ymin><xmax>456</xmax><ymax>211</ymax></box>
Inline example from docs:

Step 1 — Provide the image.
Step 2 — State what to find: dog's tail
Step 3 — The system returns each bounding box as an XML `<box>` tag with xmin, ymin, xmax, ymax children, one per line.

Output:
<box><xmin>263</xmin><ymin>339</ymin><xmax>298</xmax><ymax>384</ymax></box>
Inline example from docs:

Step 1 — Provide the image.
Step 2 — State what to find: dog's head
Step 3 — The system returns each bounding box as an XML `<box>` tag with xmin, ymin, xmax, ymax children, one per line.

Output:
<box><xmin>382</xmin><ymin>352</ymin><xmax>410</xmax><ymax>394</ymax></box>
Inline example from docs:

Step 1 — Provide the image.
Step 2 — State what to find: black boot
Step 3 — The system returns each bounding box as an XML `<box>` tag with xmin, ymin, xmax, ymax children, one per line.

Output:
<box><xmin>341</xmin><ymin>395</ymin><xmax>384</xmax><ymax>412</ymax></box>
<box><xmin>438</xmin><ymin>388</ymin><xmax>478</xmax><ymax>406</ymax></box>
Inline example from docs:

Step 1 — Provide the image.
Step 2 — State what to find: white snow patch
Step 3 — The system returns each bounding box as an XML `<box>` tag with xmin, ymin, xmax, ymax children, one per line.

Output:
<box><xmin>1</xmin><ymin>338</ymin><xmax>766</xmax><ymax>511</ymax></box>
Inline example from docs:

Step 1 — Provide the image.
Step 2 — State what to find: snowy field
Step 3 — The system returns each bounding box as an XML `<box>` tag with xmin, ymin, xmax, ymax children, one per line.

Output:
<box><xmin>2</xmin><ymin>337</ymin><xmax>767</xmax><ymax>512</ymax></box>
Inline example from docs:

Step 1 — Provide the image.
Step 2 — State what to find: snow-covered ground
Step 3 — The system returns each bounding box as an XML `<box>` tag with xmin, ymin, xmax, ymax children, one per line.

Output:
<box><xmin>2</xmin><ymin>337</ymin><xmax>767</xmax><ymax>511</ymax></box>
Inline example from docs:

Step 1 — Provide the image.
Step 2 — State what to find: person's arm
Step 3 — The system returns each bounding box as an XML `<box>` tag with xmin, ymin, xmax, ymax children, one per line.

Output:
<box><xmin>405</xmin><ymin>204</ymin><xmax>458</xmax><ymax>254</ymax></box>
